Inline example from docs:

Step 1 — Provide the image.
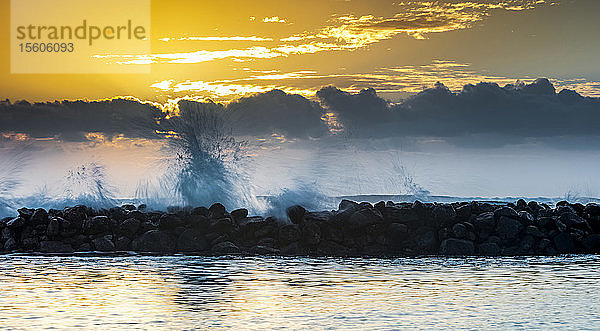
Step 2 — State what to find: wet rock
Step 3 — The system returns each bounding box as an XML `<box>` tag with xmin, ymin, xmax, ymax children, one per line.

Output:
<box><xmin>279</xmin><ymin>224</ymin><xmax>300</xmax><ymax>245</ymax></box>
<box><xmin>210</xmin><ymin>218</ymin><xmax>236</xmax><ymax>234</ymax></box>
<box><xmin>115</xmin><ymin>236</ymin><xmax>131</xmax><ymax>251</ymax></box>
<box><xmin>524</xmin><ymin>225</ymin><xmax>545</xmax><ymax>238</ymax></box>
<box><xmin>47</xmin><ymin>217</ymin><xmax>61</xmax><ymax>237</ymax></box>
<box><xmin>92</xmin><ymin>235</ymin><xmax>115</xmax><ymax>251</ymax></box>
<box><xmin>120</xmin><ymin>218</ymin><xmax>140</xmax><ymax>239</ymax></box>
<box><xmin>249</xmin><ymin>245</ymin><xmax>280</xmax><ymax>255</ymax></box>
<box><xmin>519</xmin><ymin>211</ymin><xmax>535</xmax><ymax>225</ymax></box>
<box><xmin>208</xmin><ymin>203</ymin><xmax>227</xmax><ymax>219</ymax></box>
<box><xmin>6</xmin><ymin>217</ymin><xmax>26</xmax><ymax>229</ymax></box>
<box><xmin>494</xmin><ymin>206</ymin><xmax>519</xmax><ymax>220</ymax></box>
<box><xmin>31</xmin><ymin>209</ymin><xmax>48</xmax><ymax>225</ymax></box>
<box><xmin>581</xmin><ymin>234</ymin><xmax>600</xmax><ymax>251</ymax></box>
<box><xmin>132</xmin><ymin>230</ymin><xmax>175</xmax><ymax>253</ymax></box>
<box><xmin>440</xmin><ymin>238</ymin><xmax>475</xmax><ymax>255</ymax></box>
<box><xmin>387</xmin><ymin>223</ymin><xmax>409</xmax><ymax>246</ymax></box>
<box><xmin>191</xmin><ymin>206</ymin><xmax>209</xmax><ymax>217</ymax></box>
<box><xmin>82</xmin><ymin>216</ymin><xmax>114</xmax><ymax>235</ymax></box>
<box><xmin>495</xmin><ymin>216</ymin><xmax>523</xmax><ymax>240</ymax></box>
<box><xmin>346</xmin><ymin>208</ymin><xmax>383</xmax><ymax>230</ymax></box>
<box><xmin>478</xmin><ymin>242</ymin><xmax>501</xmax><ymax>256</ymax></box>
<box><xmin>382</xmin><ymin>206</ymin><xmax>418</xmax><ymax>225</ymax></box>
<box><xmin>452</xmin><ymin>223</ymin><xmax>467</xmax><ymax>239</ymax></box>
<box><xmin>318</xmin><ymin>240</ymin><xmax>350</xmax><ymax>256</ymax></box>
<box><xmin>301</xmin><ymin>221</ymin><xmax>321</xmax><ymax>246</ymax></box>
<box><xmin>77</xmin><ymin>243</ymin><xmax>92</xmax><ymax>252</ymax></box>
<box><xmin>177</xmin><ymin>229</ymin><xmax>208</xmax><ymax>252</ymax></box>
<box><xmin>553</xmin><ymin>232</ymin><xmax>576</xmax><ymax>253</ymax></box>
<box><xmin>455</xmin><ymin>204</ymin><xmax>472</xmax><ymax>221</ymax></box>
<box><xmin>3</xmin><ymin>237</ymin><xmax>17</xmax><ymax>251</ymax></box>
<box><xmin>433</xmin><ymin>204</ymin><xmax>457</xmax><ymax>227</ymax></box>
<box><xmin>286</xmin><ymin>205</ymin><xmax>306</xmax><ymax>224</ymax></box>
<box><xmin>40</xmin><ymin>241</ymin><xmax>73</xmax><ymax>253</ymax></box>
<box><xmin>520</xmin><ymin>235</ymin><xmax>535</xmax><ymax>252</ymax></box>
<box><xmin>230</xmin><ymin>208</ymin><xmax>249</xmax><ymax>222</ymax></box>
<box><xmin>22</xmin><ymin>237</ymin><xmax>39</xmax><ymax>251</ymax></box>
<box><xmin>211</xmin><ymin>241</ymin><xmax>240</xmax><ymax>255</ymax></box>
<box><xmin>126</xmin><ymin>210</ymin><xmax>146</xmax><ymax>222</ymax></box>
<box><xmin>158</xmin><ymin>214</ymin><xmax>184</xmax><ymax>230</ymax></box>
<box><xmin>559</xmin><ymin>212</ymin><xmax>591</xmax><ymax>231</ymax></box>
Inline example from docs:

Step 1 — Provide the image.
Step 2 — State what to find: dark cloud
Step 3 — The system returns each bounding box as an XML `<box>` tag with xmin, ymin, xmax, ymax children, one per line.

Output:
<box><xmin>226</xmin><ymin>89</ymin><xmax>328</xmax><ymax>138</ymax></box>
<box><xmin>317</xmin><ymin>78</ymin><xmax>600</xmax><ymax>147</ymax></box>
<box><xmin>2</xmin><ymin>79</ymin><xmax>599</xmax><ymax>148</ymax></box>
<box><xmin>0</xmin><ymin>98</ymin><xmax>164</xmax><ymax>142</ymax></box>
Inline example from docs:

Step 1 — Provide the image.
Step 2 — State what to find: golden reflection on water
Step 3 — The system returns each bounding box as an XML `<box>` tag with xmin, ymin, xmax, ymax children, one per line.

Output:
<box><xmin>0</xmin><ymin>255</ymin><xmax>599</xmax><ymax>329</ymax></box>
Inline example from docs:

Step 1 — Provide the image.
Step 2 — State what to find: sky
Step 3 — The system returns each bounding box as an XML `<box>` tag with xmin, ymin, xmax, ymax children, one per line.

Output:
<box><xmin>1</xmin><ymin>0</ymin><xmax>600</xmax><ymax>102</ymax></box>
<box><xmin>1</xmin><ymin>0</ymin><xmax>600</xmax><ymax>208</ymax></box>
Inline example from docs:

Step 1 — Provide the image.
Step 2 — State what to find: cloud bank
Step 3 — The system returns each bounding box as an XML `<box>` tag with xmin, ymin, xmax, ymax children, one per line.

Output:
<box><xmin>2</xmin><ymin>78</ymin><xmax>600</xmax><ymax>148</ymax></box>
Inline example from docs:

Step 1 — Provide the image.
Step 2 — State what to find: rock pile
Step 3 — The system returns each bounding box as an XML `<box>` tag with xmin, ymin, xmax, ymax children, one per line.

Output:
<box><xmin>1</xmin><ymin>199</ymin><xmax>600</xmax><ymax>256</ymax></box>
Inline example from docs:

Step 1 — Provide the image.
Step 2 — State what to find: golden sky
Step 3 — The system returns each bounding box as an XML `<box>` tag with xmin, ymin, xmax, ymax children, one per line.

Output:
<box><xmin>1</xmin><ymin>0</ymin><xmax>599</xmax><ymax>103</ymax></box>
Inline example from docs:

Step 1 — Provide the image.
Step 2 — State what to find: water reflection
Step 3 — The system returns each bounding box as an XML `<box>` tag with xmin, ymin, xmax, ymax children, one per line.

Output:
<box><xmin>0</xmin><ymin>255</ymin><xmax>599</xmax><ymax>329</ymax></box>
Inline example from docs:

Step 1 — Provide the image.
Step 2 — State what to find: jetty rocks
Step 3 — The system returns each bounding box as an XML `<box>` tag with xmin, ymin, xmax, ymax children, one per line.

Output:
<box><xmin>2</xmin><ymin>199</ymin><xmax>600</xmax><ymax>256</ymax></box>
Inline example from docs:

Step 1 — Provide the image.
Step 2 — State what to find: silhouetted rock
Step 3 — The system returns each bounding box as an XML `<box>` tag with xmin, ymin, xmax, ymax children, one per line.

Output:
<box><xmin>40</xmin><ymin>241</ymin><xmax>73</xmax><ymax>253</ymax></box>
<box><xmin>286</xmin><ymin>205</ymin><xmax>306</xmax><ymax>224</ymax></box>
<box><xmin>440</xmin><ymin>238</ymin><xmax>474</xmax><ymax>255</ymax></box>
<box><xmin>2</xmin><ymin>199</ymin><xmax>600</xmax><ymax>256</ymax></box>
<box><xmin>132</xmin><ymin>230</ymin><xmax>175</xmax><ymax>253</ymax></box>
<box><xmin>177</xmin><ymin>229</ymin><xmax>208</xmax><ymax>252</ymax></box>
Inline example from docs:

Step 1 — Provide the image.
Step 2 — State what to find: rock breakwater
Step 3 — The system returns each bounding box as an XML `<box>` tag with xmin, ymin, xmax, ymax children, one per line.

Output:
<box><xmin>2</xmin><ymin>199</ymin><xmax>600</xmax><ymax>256</ymax></box>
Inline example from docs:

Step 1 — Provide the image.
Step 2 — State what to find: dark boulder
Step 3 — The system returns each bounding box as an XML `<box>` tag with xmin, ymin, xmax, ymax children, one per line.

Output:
<box><xmin>82</xmin><ymin>216</ymin><xmax>114</xmax><ymax>235</ymax></box>
<box><xmin>455</xmin><ymin>204</ymin><xmax>472</xmax><ymax>221</ymax></box>
<box><xmin>208</xmin><ymin>203</ymin><xmax>227</xmax><ymax>219</ymax></box>
<box><xmin>279</xmin><ymin>224</ymin><xmax>300</xmax><ymax>245</ymax></box>
<box><xmin>440</xmin><ymin>238</ymin><xmax>475</xmax><ymax>255</ymax></box>
<box><xmin>286</xmin><ymin>205</ymin><xmax>306</xmax><ymax>224</ymax></box>
<box><xmin>346</xmin><ymin>208</ymin><xmax>383</xmax><ymax>230</ymax></box>
<box><xmin>432</xmin><ymin>204</ymin><xmax>457</xmax><ymax>227</ymax></box>
<box><xmin>31</xmin><ymin>209</ymin><xmax>48</xmax><ymax>225</ymax></box>
<box><xmin>92</xmin><ymin>235</ymin><xmax>115</xmax><ymax>251</ymax></box>
<box><xmin>381</xmin><ymin>206</ymin><xmax>418</xmax><ymax>225</ymax></box>
<box><xmin>177</xmin><ymin>229</ymin><xmax>208</xmax><ymax>252</ymax></box>
<box><xmin>553</xmin><ymin>232</ymin><xmax>576</xmax><ymax>253</ymax></box>
<box><xmin>494</xmin><ymin>206</ymin><xmax>519</xmax><ymax>220</ymax></box>
<box><xmin>230</xmin><ymin>208</ymin><xmax>249</xmax><ymax>222</ymax></box>
<box><xmin>120</xmin><ymin>218</ymin><xmax>141</xmax><ymax>239</ymax></box>
<box><xmin>495</xmin><ymin>216</ymin><xmax>523</xmax><ymax>240</ymax></box>
<box><xmin>39</xmin><ymin>241</ymin><xmax>73</xmax><ymax>253</ymax></box>
<box><xmin>132</xmin><ymin>230</ymin><xmax>175</xmax><ymax>253</ymax></box>
<box><xmin>115</xmin><ymin>236</ymin><xmax>131</xmax><ymax>250</ymax></box>
<box><xmin>210</xmin><ymin>218</ymin><xmax>236</xmax><ymax>234</ymax></box>
<box><xmin>211</xmin><ymin>241</ymin><xmax>240</xmax><ymax>255</ymax></box>
<box><xmin>581</xmin><ymin>234</ymin><xmax>600</xmax><ymax>251</ymax></box>
<box><xmin>47</xmin><ymin>217</ymin><xmax>61</xmax><ymax>237</ymax></box>
<box><xmin>524</xmin><ymin>225</ymin><xmax>545</xmax><ymax>238</ymax></box>
<box><xmin>477</xmin><ymin>242</ymin><xmax>501</xmax><ymax>256</ymax></box>
<box><xmin>6</xmin><ymin>217</ymin><xmax>26</xmax><ymax>229</ymax></box>
<box><xmin>301</xmin><ymin>221</ymin><xmax>321</xmax><ymax>247</ymax></box>
<box><xmin>452</xmin><ymin>223</ymin><xmax>467</xmax><ymax>239</ymax></box>
<box><xmin>158</xmin><ymin>214</ymin><xmax>184</xmax><ymax>230</ymax></box>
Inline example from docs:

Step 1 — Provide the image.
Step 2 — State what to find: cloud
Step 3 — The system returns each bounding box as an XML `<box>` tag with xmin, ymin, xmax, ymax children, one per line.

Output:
<box><xmin>263</xmin><ymin>16</ymin><xmax>287</xmax><ymax>23</ymax></box>
<box><xmin>317</xmin><ymin>78</ymin><xmax>600</xmax><ymax>147</ymax></box>
<box><xmin>4</xmin><ymin>78</ymin><xmax>600</xmax><ymax>148</ymax></box>
<box><xmin>0</xmin><ymin>98</ymin><xmax>164</xmax><ymax>142</ymax></box>
<box><xmin>226</xmin><ymin>89</ymin><xmax>328</xmax><ymax>138</ymax></box>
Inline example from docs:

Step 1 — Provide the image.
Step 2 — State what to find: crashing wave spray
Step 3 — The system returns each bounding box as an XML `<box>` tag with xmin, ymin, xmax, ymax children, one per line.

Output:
<box><xmin>142</xmin><ymin>100</ymin><xmax>260</xmax><ymax>211</ymax></box>
<box><xmin>0</xmin><ymin>146</ymin><xmax>29</xmax><ymax>217</ymax></box>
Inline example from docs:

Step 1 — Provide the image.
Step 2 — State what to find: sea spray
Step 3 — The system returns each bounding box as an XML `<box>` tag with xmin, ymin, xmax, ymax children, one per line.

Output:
<box><xmin>139</xmin><ymin>100</ymin><xmax>262</xmax><ymax>212</ymax></box>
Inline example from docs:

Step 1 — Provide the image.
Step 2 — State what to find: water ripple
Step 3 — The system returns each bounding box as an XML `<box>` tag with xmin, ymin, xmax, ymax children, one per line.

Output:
<box><xmin>0</xmin><ymin>255</ymin><xmax>599</xmax><ymax>329</ymax></box>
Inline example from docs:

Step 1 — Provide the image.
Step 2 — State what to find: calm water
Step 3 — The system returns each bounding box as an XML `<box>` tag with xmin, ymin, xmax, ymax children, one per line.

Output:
<box><xmin>0</xmin><ymin>255</ymin><xmax>599</xmax><ymax>330</ymax></box>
